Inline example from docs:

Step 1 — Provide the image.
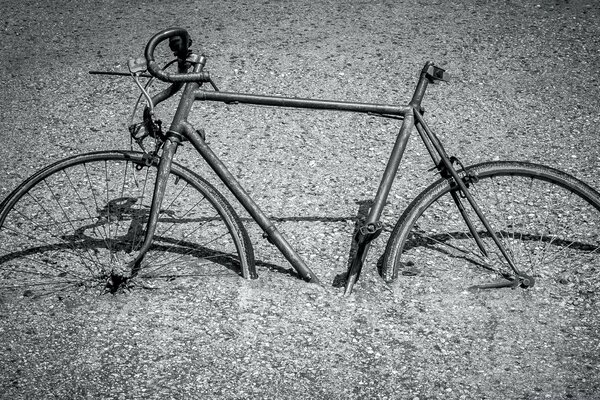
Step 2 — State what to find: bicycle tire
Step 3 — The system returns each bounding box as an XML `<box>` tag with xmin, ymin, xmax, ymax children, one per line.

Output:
<box><xmin>381</xmin><ymin>161</ymin><xmax>600</xmax><ymax>298</ymax></box>
<box><xmin>0</xmin><ymin>150</ymin><xmax>256</xmax><ymax>298</ymax></box>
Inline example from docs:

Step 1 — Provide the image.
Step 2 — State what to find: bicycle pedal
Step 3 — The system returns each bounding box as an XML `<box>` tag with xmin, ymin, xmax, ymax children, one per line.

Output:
<box><xmin>401</xmin><ymin>268</ymin><xmax>420</xmax><ymax>276</ymax></box>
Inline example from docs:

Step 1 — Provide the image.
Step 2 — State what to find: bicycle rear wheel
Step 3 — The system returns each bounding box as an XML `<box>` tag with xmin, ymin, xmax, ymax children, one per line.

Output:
<box><xmin>381</xmin><ymin>161</ymin><xmax>600</xmax><ymax>299</ymax></box>
<box><xmin>0</xmin><ymin>150</ymin><xmax>256</xmax><ymax>298</ymax></box>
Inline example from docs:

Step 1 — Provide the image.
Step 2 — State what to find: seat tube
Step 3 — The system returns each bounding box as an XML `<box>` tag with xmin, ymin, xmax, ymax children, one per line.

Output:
<box><xmin>343</xmin><ymin>111</ymin><xmax>415</xmax><ymax>295</ymax></box>
<box><xmin>368</xmin><ymin>109</ymin><xmax>415</xmax><ymax>222</ymax></box>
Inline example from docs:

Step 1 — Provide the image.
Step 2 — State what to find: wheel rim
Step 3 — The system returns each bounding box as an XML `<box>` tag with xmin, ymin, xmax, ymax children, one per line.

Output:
<box><xmin>0</xmin><ymin>153</ymin><xmax>250</xmax><ymax>297</ymax></box>
<box><xmin>388</xmin><ymin>164</ymin><xmax>600</xmax><ymax>301</ymax></box>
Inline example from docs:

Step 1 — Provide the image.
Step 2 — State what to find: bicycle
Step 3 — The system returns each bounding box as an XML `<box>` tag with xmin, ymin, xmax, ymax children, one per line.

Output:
<box><xmin>0</xmin><ymin>27</ymin><xmax>598</xmax><ymax>299</ymax></box>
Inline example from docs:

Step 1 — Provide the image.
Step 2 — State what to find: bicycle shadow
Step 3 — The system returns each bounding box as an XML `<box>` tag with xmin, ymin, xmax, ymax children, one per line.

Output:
<box><xmin>0</xmin><ymin>196</ymin><xmax>246</xmax><ymax>280</ymax></box>
<box><xmin>5</xmin><ymin>195</ymin><xmax>592</xmax><ymax>287</ymax></box>
<box><xmin>0</xmin><ymin>197</ymin><xmax>372</xmax><ymax>284</ymax></box>
<box><xmin>253</xmin><ymin>199</ymin><xmax>599</xmax><ymax>286</ymax></box>
<box><xmin>1</xmin><ymin>189</ymin><xmax>367</xmax><ymax>279</ymax></box>
<box><xmin>398</xmin><ymin>229</ymin><xmax>599</xmax><ymax>273</ymax></box>
<box><xmin>0</xmin><ymin>236</ymin><xmax>248</xmax><ymax>278</ymax></box>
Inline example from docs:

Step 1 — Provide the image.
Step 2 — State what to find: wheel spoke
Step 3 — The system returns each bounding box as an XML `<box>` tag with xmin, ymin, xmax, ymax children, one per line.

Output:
<box><xmin>0</xmin><ymin>151</ymin><xmax>254</xmax><ymax>297</ymax></box>
<box><xmin>142</xmin><ymin>228</ymin><xmax>233</xmax><ymax>276</ymax></box>
<box><xmin>383</xmin><ymin>161</ymin><xmax>600</xmax><ymax>300</ymax></box>
<box><xmin>7</xmin><ymin>201</ymin><xmax>110</xmax><ymax>273</ymax></box>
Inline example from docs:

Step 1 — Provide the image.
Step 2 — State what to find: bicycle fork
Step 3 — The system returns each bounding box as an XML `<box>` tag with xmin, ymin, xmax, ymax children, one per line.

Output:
<box><xmin>127</xmin><ymin>137</ymin><xmax>180</xmax><ymax>278</ymax></box>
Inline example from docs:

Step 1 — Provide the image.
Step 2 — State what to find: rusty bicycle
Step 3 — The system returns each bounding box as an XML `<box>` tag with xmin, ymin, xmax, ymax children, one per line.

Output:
<box><xmin>1</xmin><ymin>28</ymin><xmax>598</xmax><ymax>298</ymax></box>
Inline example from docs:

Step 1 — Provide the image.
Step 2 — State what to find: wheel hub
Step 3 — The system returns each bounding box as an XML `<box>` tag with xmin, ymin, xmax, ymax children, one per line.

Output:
<box><xmin>104</xmin><ymin>271</ymin><xmax>130</xmax><ymax>294</ymax></box>
<box><xmin>519</xmin><ymin>273</ymin><xmax>535</xmax><ymax>289</ymax></box>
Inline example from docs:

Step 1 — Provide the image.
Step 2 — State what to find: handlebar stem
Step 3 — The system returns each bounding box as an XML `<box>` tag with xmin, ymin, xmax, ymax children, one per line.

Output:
<box><xmin>144</xmin><ymin>27</ymin><xmax>211</xmax><ymax>83</ymax></box>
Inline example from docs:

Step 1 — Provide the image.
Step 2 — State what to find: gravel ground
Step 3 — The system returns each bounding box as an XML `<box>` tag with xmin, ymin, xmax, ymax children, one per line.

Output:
<box><xmin>1</xmin><ymin>0</ymin><xmax>599</xmax><ymax>399</ymax></box>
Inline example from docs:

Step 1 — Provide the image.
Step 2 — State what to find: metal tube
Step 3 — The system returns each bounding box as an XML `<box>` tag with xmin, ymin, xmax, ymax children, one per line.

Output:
<box><xmin>186</xmin><ymin>131</ymin><xmax>321</xmax><ymax>284</ymax></box>
<box><xmin>343</xmin><ymin>110</ymin><xmax>415</xmax><ymax>295</ymax></box>
<box><xmin>413</xmin><ymin>110</ymin><xmax>521</xmax><ymax>275</ymax></box>
<box><xmin>195</xmin><ymin>90</ymin><xmax>410</xmax><ymax>116</ymax></box>
<box><xmin>129</xmin><ymin>138</ymin><xmax>179</xmax><ymax>276</ymax></box>
<box><xmin>409</xmin><ymin>61</ymin><xmax>433</xmax><ymax>108</ymax></box>
<box><xmin>89</xmin><ymin>71</ymin><xmax>153</xmax><ymax>78</ymax></box>
<box><xmin>367</xmin><ymin>110</ymin><xmax>415</xmax><ymax>221</ymax></box>
<box><xmin>415</xmin><ymin>122</ymin><xmax>441</xmax><ymax>167</ymax></box>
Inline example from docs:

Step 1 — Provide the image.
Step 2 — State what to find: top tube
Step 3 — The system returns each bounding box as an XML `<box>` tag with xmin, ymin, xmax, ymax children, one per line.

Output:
<box><xmin>191</xmin><ymin>61</ymin><xmax>445</xmax><ymax>116</ymax></box>
<box><xmin>141</xmin><ymin>28</ymin><xmax>445</xmax><ymax>117</ymax></box>
<box><xmin>194</xmin><ymin>90</ymin><xmax>411</xmax><ymax>117</ymax></box>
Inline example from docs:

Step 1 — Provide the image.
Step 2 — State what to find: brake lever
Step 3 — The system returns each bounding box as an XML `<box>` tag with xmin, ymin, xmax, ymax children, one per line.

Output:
<box><xmin>128</xmin><ymin>58</ymin><xmax>155</xmax><ymax>114</ymax></box>
<box><xmin>128</xmin><ymin>57</ymin><xmax>148</xmax><ymax>74</ymax></box>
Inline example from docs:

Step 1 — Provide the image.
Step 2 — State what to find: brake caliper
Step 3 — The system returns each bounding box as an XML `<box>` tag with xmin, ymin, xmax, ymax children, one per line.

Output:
<box><xmin>447</xmin><ymin>156</ymin><xmax>479</xmax><ymax>194</ymax></box>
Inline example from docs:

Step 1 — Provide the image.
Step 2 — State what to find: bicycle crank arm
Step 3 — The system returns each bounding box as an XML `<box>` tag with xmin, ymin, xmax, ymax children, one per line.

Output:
<box><xmin>343</xmin><ymin>244</ymin><xmax>369</xmax><ymax>296</ymax></box>
<box><xmin>469</xmin><ymin>273</ymin><xmax>535</xmax><ymax>290</ymax></box>
<box><xmin>344</xmin><ymin>221</ymin><xmax>383</xmax><ymax>296</ymax></box>
<box><xmin>469</xmin><ymin>278</ymin><xmax>519</xmax><ymax>290</ymax></box>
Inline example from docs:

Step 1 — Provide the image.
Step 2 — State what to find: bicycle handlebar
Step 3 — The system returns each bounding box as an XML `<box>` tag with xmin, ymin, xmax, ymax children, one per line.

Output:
<box><xmin>144</xmin><ymin>27</ymin><xmax>211</xmax><ymax>83</ymax></box>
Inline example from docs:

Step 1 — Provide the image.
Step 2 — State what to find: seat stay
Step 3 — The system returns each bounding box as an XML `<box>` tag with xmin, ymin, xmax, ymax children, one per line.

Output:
<box><xmin>413</xmin><ymin>110</ymin><xmax>522</xmax><ymax>276</ymax></box>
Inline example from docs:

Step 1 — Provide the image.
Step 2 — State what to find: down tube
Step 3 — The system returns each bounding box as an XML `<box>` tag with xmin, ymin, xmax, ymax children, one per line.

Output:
<box><xmin>186</xmin><ymin>132</ymin><xmax>321</xmax><ymax>284</ymax></box>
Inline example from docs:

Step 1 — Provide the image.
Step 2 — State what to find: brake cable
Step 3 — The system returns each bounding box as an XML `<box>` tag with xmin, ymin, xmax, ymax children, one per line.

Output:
<box><xmin>127</xmin><ymin>59</ymin><xmax>178</xmax><ymax>153</ymax></box>
<box><xmin>127</xmin><ymin>59</ymin><xmax>178</xmax><ymax>129</ymax></box>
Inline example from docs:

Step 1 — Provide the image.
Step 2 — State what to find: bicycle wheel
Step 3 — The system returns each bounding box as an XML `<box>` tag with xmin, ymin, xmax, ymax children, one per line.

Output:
<box><xmin>0</xmin><ymin>150</ymin><xmax>256</xmax><ymax>298</ymax></box>
<box><xmin>381</xmin><ymin>161</ymin><xmax>600</xmax><ymax>297</ymax></box>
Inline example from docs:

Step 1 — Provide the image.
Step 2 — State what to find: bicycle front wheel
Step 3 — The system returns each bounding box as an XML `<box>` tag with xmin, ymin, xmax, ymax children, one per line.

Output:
<box><xmin>381</xmin><ymin>161</ymin><xmax>600</xmax><ymax>298</ymax></box>
<box><xmin>0</xmin><ymin>151</ymin><xmax>256</xmax><ymax>298</ymax></box>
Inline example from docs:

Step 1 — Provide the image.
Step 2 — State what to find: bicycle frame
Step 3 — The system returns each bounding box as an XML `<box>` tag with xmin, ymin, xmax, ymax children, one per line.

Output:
<box><xmin>130</xmin><ymin>58</ymin><xmax>518</xmax><ymax>295</ymax></box>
